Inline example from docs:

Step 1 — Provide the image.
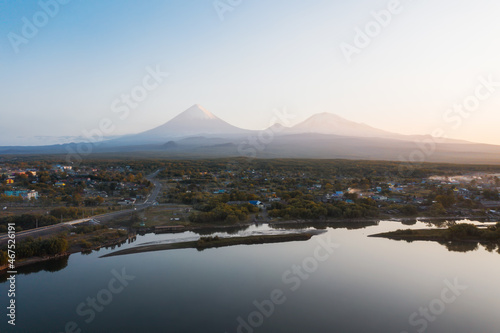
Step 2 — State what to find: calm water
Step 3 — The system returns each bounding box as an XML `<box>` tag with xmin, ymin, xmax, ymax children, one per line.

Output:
<box><xmin>1</xmin><ymin>220</ymin><xmax>499</xmax><ymax>333</ymax></box>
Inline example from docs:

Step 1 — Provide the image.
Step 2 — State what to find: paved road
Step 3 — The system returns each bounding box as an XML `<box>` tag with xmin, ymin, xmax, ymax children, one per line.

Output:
<box><xmin>0</xmin><ymin>169</ymin><xmax>163</xmax><ymax>246</ymax></box>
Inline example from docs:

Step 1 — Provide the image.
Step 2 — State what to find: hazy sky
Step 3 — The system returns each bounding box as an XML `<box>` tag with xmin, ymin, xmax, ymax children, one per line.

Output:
<box><xmin>1</xmin><ymin>0</ymin><xmax>500</xmax><ymax>145</ymax></box>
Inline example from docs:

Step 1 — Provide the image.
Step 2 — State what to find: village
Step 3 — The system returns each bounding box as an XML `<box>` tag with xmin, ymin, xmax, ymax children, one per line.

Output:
<box><xmin>0</xmin><ymin>163</ymin><xmax>152</xmax><ymax>209</ymax></box>
<box><xmin>158</xmin><ymin>165</ymin><xmax>500</xmax><ymax>223</ymax></box>
<box><xmin>1</xmin><ymin>159</ymin><xmax>500</xmax><ymax>231</ymax></box>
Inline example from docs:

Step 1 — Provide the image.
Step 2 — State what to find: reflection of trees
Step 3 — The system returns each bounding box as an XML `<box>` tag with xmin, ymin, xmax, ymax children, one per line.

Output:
<box><xmin>270</xmin><ymin>222</ymin><xmax>376</xmax><ymax>231</ymax></box>
<box><xmin>441</xmin><ymin>241</ymin><xmax>479</xmax><ymax>253</ymax></box>
<box><xmin>196</xmin><ymin>225</ymin><xmax>249</xmax><ymax>236</ymax></box>
<box><xmin>484</xmin><ymin>242</ymin><xmax>498</xmax><ymax>252</ymax></box>
<box><xmin>43</xmin><ymin>256</ymin><xmax>69</xmax><ymax>272</ymax></box>
<box><xmin>103</xmin><ymin>239</ymin><xmax>129</xmax><ymax>251</ymax></box>
<box><xmin>0</xmin><ymin>256</ymin><xmax>69</xmax><ymax>283</ymax></box>
<box><xmin>425</xmin><ymin>219</ymin><xmax>451</xmax><ymax>228</ymax></box>
<box><xmin>401</xmin><ymin>219</ymin><xmax>417</xmax><ymax>226</ymax></box>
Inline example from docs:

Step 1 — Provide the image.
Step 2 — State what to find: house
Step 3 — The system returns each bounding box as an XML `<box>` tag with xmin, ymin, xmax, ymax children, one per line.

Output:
<box><xmin>488</xmin><ymin>210</ymin><xmax>500</xmax><ymax>216</ymax></box>
<box><xmin>249</xmin><ymin>200</ymin><xmax>264</xmax><ymax>208</ymax></box>
<box><xmin>325</xmin><ymin>191</ymin><xmax>344</xmax><ymax>201</ymax></box>
<box><xmin>4</xmin><ymin>190</ymin><xmax>39</xmax><ymax>200</ymax></box>
<box><xmin>412</xmin><ymin>197</ymin><xmax>424</xmax><ymax>204</ymax></box>
<box><xmin>458</xmin><ymin>188</ymin><xmax>470</xmax><ymax>197</ymax></box>
<box><xmin>118</xmin><ymin>198</ymin><xmax>137</xmax><ymax>205</ymax></box>
<box><xmin>55</xmin><ymin>165</ymin><xmax>72</xmax><ymax>172</ymax></box>
<box><xmin>372</xmin><ymin>195</ymin><xmax>388</xmax><ymax>201</ymax></box>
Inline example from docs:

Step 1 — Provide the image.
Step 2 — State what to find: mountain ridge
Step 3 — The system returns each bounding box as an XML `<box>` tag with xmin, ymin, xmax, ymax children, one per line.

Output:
<box><xmin>0</xmin><ymin>104</ymin><xmax>498</xmax><ymax>165</ymax></box>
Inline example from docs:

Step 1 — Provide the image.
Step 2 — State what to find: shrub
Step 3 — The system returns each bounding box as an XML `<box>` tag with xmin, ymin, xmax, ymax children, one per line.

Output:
<box><xmin>80</xmin><ymin>240</ymin><xmax>93</xmax><ymax>249</ymax></box>
<box><xmin>0</xmin><ymin>250</ymin><xmax>8</xmax><ymax>265</ymax></box>
<box><xmin>448</xmin><ymin>223</ymin><xmax>481</xmax><ymax>239</ymax></box>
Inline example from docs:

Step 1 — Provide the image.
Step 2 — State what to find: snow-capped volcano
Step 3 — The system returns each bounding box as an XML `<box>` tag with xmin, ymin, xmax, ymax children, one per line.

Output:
<box><xmin>129</xmin><ymin>104</ymin><xmax>248</xmax><ymax>142</ymax></box>
<box><xmin>288</xmin><ymin>112</ymin><xmax>399</xmax><ymax>138</ymax></box>
<box><xmin>170</xmin><ymin>104</ymin><xmax>217</xmax><ymax>121</ymax></box>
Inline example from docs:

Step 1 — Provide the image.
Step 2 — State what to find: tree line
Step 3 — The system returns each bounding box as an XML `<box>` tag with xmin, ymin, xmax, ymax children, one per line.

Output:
<box><xmin>0</xmin><ymin>236</ymin><xmax>68</xmax><ymax>265</ymax></box>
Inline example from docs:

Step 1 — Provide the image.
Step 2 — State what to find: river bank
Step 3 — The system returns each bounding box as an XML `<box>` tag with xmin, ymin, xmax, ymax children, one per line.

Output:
<box><xmin>2</xmin><ymin>215</ymin><xmax>495</xmax><ymax>274</ymax></box>
<box><xmin>139</xmin><ymin>215</ymin><xmax>494</xmax><ymax>235</ymax></box>
<box><xmin>370</xmin><ymin>222</ymin><xmax>500</xmax><ymax>245</ymax></box>
<box><xmin>0</xmin><ymin>232</ymin><xmax>133</xmax><ymax>275</ymax></box>
<box><xmin>100</xmin><ymin>232</ymin><xmax>318</xmax><ymax>258</ymax></box>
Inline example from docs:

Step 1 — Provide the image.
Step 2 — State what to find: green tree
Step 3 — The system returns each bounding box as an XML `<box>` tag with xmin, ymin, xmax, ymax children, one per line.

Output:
<box><xmin>0</xmin><ymin>250</ymin><xmax>8</xmax><ymax>265</ymax></box>
<box><xmin>435</xmin><ymin>194</ymin><xmax>455</xmax><ymax>208</ymax></box>
<box><xmin>430</xmin><ymin>202</ymin><xmax>446</xmax><ymax>216</ymax></box>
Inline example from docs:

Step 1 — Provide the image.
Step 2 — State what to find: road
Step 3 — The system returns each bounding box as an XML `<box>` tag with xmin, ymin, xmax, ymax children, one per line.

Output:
<box><xmin>0</xmin><ymin>169</ymin><xmax>163</xmax><ymax>246</ymax></box>
<box><xmin>142</xmin><ymin>169</ymin><xmax>162</xmax><ymax>206</ymax></box>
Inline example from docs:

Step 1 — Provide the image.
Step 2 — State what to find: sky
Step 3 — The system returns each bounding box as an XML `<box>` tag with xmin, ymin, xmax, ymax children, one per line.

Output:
<box><xmin>1</xmin><ymin>0</ymin><xmax>500</xmax><ymax>146</ymax></box>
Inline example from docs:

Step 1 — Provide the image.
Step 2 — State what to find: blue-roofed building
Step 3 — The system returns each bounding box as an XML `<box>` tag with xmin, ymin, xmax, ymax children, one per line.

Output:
<box><xmin>249</xmin><ymin>200</ymin><xmax>263</xmax><ymax>207</ymax></box>
<box><xmin>4</xmin><ymin>190</ymin><xmax>38</xmax><ymax>200</ymax></box>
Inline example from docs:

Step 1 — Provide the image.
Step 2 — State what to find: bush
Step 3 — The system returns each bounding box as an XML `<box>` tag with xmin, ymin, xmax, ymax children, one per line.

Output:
<box><xmin>0</xmin><ymin>250</ymin><xmax>8</xmax><ymax>265</ymax></box>
<box><xmin>448</xmin><ymin>223</ymin><xmax>481</xmax><ymax>239</ymax></box>
<box><xmin>12</xmin><ymin>236</ymin><xmax>68</xmax><ymax>258</ymax></box>
<box><xmin>0</xmin><ymin>214</ymin><xmax>59</xmax><ymax>231</ymax></box>
<box><xmin>189</xmin><ymin>203</ymin><xmax>251</xmax><ymax>224</ymax></box>
<box><xmin>80</xmin><ymin>240</ymin><xmax>93</xmax><ymax>249</ymax></box>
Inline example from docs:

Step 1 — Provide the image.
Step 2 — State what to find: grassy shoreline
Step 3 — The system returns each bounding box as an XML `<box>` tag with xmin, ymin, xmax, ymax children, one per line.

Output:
<box><xmin>0</xmin><ymin>229</ymin><xmax>131</xmax><ymax>275</ymax></box>
<box><xmin>101</xmin><ymin>232</ymin><xmax>316</xmax><ymax>258</ymax></box>
<box><xmin>370</xmin><ymin>222</ymin><xmax>500</xmax><ymax>245</ymax></box>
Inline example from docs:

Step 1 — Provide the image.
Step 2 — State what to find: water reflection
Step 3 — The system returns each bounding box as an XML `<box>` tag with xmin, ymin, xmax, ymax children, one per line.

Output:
<box><xmin>441</xmin><ymin>241</ymin><xmax>479</xmax><ymax>253</ymax></box>
<box><xmin>2</xmin><ymin>219</ymin><xmax>500</xmax><ymax>332</ymax></box>
<box><xmin>270</xmin><ymin>221</ymin><xmax>377</xmax><ymax>230</ymax></box>
<box><xmin>3</xmin><ymin>219</ymin><xmax>500</xmax><ymax>280</ymax></box>
<box><xmin>400</xmin><ymin>219</ymin><xmax>417</xmax><ymax>226</ymax></box>
<box><xmin>0</xmin><ymin>256</ymin><xmax>69</xmax><ymax>283</ymax></box>
<box><xmin>483</xmin><ymin>242</ymin><xmax>498</xmax><ymax>253</ymax></box>
<box><xmin>196</xmin><ymin>225</ymin><xmax>249</xmax><ymax>235</ymax></box>
<box><xmin>440</xmin><ymin>241</ymin><xmax>500</xmax><ymax>254</ymax></box>
<box><xmin>424</xmin><ymin>220</ymin><xmax>451</xmax><ymax>228</ymax></box>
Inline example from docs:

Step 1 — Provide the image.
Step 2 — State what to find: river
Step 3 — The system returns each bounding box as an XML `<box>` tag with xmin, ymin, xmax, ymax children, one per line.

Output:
<box><xmin>0</xmin><ymin>220</ymin><xmax>498</xmax><ymax>333</ymax></box>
